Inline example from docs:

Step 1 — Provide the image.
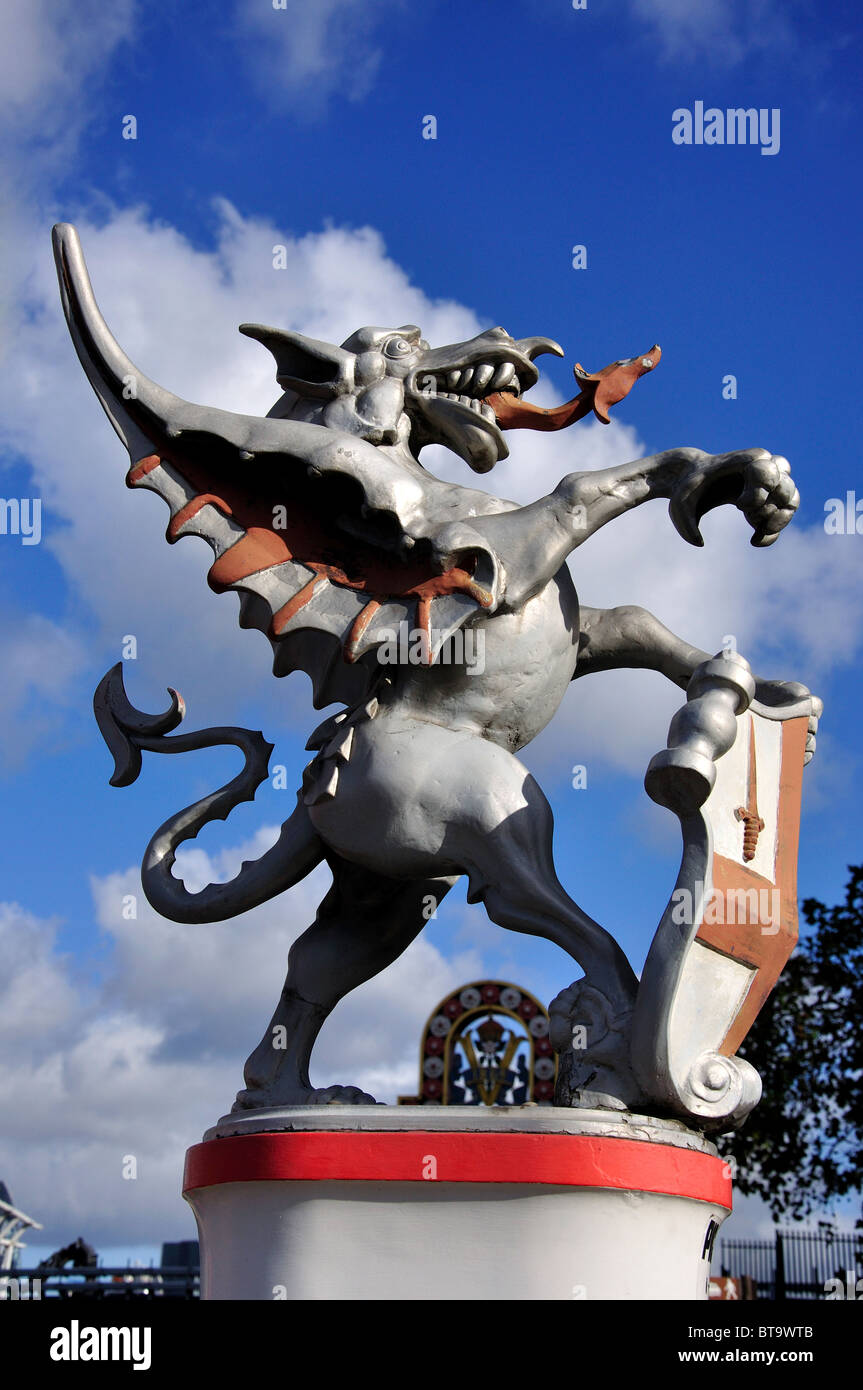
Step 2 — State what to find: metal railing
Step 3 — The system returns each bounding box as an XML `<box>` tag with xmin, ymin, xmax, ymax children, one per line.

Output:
<box><xmin>717</xmin><ymin>1229</ymin><xmax>863</xmax><ymax>1300</ymax></box>
<box><xmin>3</xmin><ymin>1265</ymin><xmax>199</xmax><ymax>1299</ymax></box>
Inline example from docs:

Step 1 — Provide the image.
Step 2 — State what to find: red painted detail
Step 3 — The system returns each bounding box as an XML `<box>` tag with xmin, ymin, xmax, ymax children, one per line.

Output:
<box><xmin>535</xmin><ymin>1038</ymin><xmax>553</xmax><ymax>1056</ymax></box>
<box><xmin>207</xmin><ymin>529</ymin><xmax>293</xmax><ymax>591</ymax></box>
<box><xmin>344</xmin><ymin>599</ymin><xmax>382</xmax><ymax>664</ymax></box>
<box><xmin>487</xmin><ymin>344</ymin><xmax>661</xmax><ymax>433</ymax></box>
<box><xmin>183</xmin><ymin>1131</ymin><xmax>732</xmax><ymax>1207</ymax></box>
<box><xmin>167</xmin><ymin>493</ymin><xmax>233</xmax><ymax>541</ymax></box>
<box><xmin>423</xmin><ymin>1080</ymin><xmax>441</xmax><ymax>1099</ymax></box>
<box><xmin>444</xmin><ymin>999</ymin><xmax>461</xmax><ymax>1018</ymax></box>
<box><xmin>482</xmin><ymin>985</ymin><xmax>500</xmax><ymax>1003</ymax></box>
<box><xmin>140</xmin><ymin>451</ymin><xmax>491</xmax><ymax>637</ymax></box>
<box><xmin>127</xmin><ymin>454</ymin><xmax>162</xmax><ymax>485</ymax></box>
<box><xmin>416</xmin><ymin>595</ymin><xmax>433</xmax><ymax>664</ymax></box>
<box><xmin>425</xmin><ymin>1036</ymin><xmax>444</xmax><ymax>1056</ymax></box>
<box><xmin>519</xmin><ymin>1000</ymin><xmax>538</xmax><ymax>1018</ymax></box>
<box><xmin>269</xmin><ymin>575</ymin><xmax>326</xmax><ymax>638</ymax></box>
<box><xmin>696</xmin><ymin>717</ymin><xmax>808</xmax><ymax>1056</ymax></box>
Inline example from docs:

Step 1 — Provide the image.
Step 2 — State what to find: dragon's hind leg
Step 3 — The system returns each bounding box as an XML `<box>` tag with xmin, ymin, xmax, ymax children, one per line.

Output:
<box><xmin>234</xmin><ymin>856</ymin><xmax>457</xmax><ymax>1111</ymax></box>
<box><xmin>311</xmin><ymin>714</ymin><xmax>638</xmax><ymax>1009</ymax></box>
<box><xmin>442</xmin><ymin>762</ymin><xmax>639</xmax><ymax>1011</ymax></box>
<box><xmin>299</xmin><ymin>713</ymin><xmax>640</xmax><ymax>1106</ymax></box>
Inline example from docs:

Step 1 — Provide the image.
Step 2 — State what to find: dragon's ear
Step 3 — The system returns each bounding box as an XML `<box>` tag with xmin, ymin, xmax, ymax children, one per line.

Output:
<box><xmin>239</xmin><ymin>323</ymin><xmax>354</xmax><ymax>398</ymax></box>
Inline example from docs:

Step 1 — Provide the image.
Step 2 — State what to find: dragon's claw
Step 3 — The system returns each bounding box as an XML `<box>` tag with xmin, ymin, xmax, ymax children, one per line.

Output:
<box><xmin>233</xmin><ymin>1082</ymin><xmax>379</xmax><ymax>1111</ymax></box>
<box><xmin>669</xmin><ymin>448</ymin><xmax>801</xmax><ymax>549</ymax></box>
<box><xmin>312</xmin><ymin>1085</ymin><xmax>379</xmax><ymax>1106</ymax></box>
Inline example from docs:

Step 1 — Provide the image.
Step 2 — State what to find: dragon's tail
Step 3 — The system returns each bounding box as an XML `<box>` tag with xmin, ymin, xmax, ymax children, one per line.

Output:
<box><xmin>94</xmin><ymin>664</ymin><xmax>324</xmax><ymax>922</ymax></box>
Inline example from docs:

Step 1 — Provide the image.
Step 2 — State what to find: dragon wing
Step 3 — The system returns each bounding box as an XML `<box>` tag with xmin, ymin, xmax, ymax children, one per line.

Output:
<box><xmin>53</xmin><ymin>224</ymin><xmax>500</xmax><ymax>710</ymax></box>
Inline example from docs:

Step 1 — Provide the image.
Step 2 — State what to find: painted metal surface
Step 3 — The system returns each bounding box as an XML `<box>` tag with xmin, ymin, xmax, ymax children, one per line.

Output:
<box><xmin>183</xmin><ymin>1131</ymin><xmax>731</xmax><ymax>1203</ymax></box>
<box><xmin>183</xmin><ymin>1109</ymin><xmax>729</xmax><ymax>1301</ymax></box>
<box><xmin>54</xmin><ymin>223</ymin><xmax>820</xmax><ymax>1125</ymax></box>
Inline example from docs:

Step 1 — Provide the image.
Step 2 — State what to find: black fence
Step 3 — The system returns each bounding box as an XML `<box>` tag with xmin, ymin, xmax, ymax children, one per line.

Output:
<box><xmin>2</xmin><ymin>1265</ymin><xmax>199</xmax><ymax>1299</ymax></box>
<box><xmin>717</xmin><ymin>1229</ymin><xmax>863</xmax><ymax>1300</ymax></box>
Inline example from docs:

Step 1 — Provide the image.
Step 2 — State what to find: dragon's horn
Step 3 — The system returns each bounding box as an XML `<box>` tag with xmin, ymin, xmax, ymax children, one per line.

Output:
<box><xmin>53</xmin><ymin>223</ymin><xmax>277</xmax><ymax>468</ymax></box>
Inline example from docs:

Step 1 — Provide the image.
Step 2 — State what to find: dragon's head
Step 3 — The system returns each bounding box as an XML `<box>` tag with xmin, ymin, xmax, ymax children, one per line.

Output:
<box><xmin>52</xmin><ymin>222</ymin><xmax>658</xmax><ymax>487</ymax></box>
<box><xmin>241</xmin><ymin>321</ymin><xmax>570</xmax><ymax>473</ymax></box>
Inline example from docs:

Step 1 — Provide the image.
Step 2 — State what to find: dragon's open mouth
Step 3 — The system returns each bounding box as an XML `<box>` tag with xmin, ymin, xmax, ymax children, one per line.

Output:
<box><xmin>487</xmin><ymin>346</ymin><xmax>663</xmax><ymax>432</ymax></box>
<box><xmin>408</xmin><ymin>330</ymin><xmax>660</xmax><ymax>472</ymax></box>
<box><xmin>418</xmin><ymin>344</ymin><xmax>662</xmax><ymax>438</ymax></box>
<box><xmin>407</xmin><ymin>349</ymin><xmax>537</xmax><ymax>471</ymax></box>
<box><xmin>419</xmin><ymin>357</ymin><xmax>529</xmax><ymax>426</ymax></box>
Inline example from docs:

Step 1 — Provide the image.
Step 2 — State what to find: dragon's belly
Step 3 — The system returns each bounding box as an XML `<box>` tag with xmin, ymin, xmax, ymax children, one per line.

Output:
<box><xmin>393</xmin><ymin>568</ymin><xmax>579</xmax><ymax>752</ymax></box>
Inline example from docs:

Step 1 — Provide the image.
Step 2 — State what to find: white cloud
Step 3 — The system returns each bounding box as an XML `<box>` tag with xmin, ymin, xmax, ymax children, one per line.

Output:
<box><xmin>0</xmin><ymin>903</ymin><xmax>79</xmax><ymax>1045</ymax></box>
<box><xmin>2</xmin><ymin>196</ymin><xmax>860</xmax><ymax>783</ymax></box>
<box><xmin>234</xmin><ymin>0</ymin><xmax>403</xmax><ymax>114</ymax></box>
<box><xmin>0</xmin><ymin>198</ymin><xmax>484</xmax><ymax>740</ymax></box>
<box><xmin>0</xmin><ymin>1</ymin><xmax>136</xmax><ymax>157</ymax></box>
<box><xmin>549</xmin><ymin>497</ymin><xmax>862</xmax><ymax>774</ymax></box>
<box><xmin>626</xmin><ymin>0</ymin><xmax>796</xmax><ymax>66</ymax></box>
<box><xmin>0</xmin><ymin>609</ymin><xmax>88</xmax><ymax>768</ymax></box>
<box><xmin>0</xmin><ymin>834</ymin><xmax>486</xmax><ymax>1247</ymax></box>
<box><xmin>434</xmin><ymin>404</ymin><xmax>863</xmax><ymax>777</ymax></box>
<box><xmin>0</xmin><ymin>1</ymin><xmax>136</xmax><ymax>358</ymax></box>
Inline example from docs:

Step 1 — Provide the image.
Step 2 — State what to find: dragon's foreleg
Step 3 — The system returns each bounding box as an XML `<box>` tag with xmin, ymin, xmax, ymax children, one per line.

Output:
<box><xmin>555</xmin><ymin>445</ymin><xmax>799</xmax><ymax>551</ymax></box>
<box><xmin>574</xmin><ymin>605</ymin><xmax>821</xmax><ymax>760</ymax></box>
<box><xmin>576</xmin><ymin>605</ymin><xmax>709</xmax><ymax>690</ymax></box>
<box><xmin>435</xmin><ymin>448</ymin><xmax>799</xmax><ymax>615</ymax></box>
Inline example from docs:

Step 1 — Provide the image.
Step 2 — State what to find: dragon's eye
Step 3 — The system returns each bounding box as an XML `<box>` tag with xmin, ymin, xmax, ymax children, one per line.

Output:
<box><xmin>384</xmin><ymin>337</ymin><xmax>413</xmax><ymax>358</ymax></box>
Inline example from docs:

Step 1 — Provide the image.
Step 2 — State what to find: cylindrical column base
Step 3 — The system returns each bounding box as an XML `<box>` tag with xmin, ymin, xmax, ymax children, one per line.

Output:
<box><xmin>183</xmin><ymin>1107</ymin><xmax>731</xmax><ymax>1301</ymax></box>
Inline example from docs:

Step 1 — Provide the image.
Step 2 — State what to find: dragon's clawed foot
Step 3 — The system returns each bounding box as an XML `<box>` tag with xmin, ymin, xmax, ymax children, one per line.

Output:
<box><xmin>310</xmin><ymin>1084</ymin><xmax>380</xmax><ymax>1106</ymax></box>
<box><xmin>233</xmin><ymin>1082</ymin><xmax>379</xmax><ymax>1111</ymax></box>
<box><xmin>670</xmin><ymin>447</ymin><xmax>800</xmax><ymax>549</ymax></box>
<box><xmin>549</xmin><ymin>979</ymin><xmax>644</xmax><ymax>1111</ymax></box>
<box><xmin>734</xmin><ymin>450</ymin><xmax>799</xmax><ymax>546</ymax></box>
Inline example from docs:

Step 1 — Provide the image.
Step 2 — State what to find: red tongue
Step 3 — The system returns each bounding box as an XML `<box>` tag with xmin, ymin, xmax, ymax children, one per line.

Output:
<box><xmin>488</xmin><ymin>345</ymin><xmax>661</xmax><ymax>431</ymax></box>
<box><xmin>485</xmin><ymin>390</ymin><xmax>591</xmax><ymax>432</ymax></box>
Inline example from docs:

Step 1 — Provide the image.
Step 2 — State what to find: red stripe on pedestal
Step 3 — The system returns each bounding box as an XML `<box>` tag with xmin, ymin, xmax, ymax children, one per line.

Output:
<box><xmin>183</xmin><ymin>1131</ymin><xmax>731</xmax><ymax>1208</ymax></box>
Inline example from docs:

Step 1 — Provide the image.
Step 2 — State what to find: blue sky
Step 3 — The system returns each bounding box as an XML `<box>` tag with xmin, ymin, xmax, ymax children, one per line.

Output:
<box><xmin>0</xmin><ymin>0</ymin><xmax>861</xmax><ymax>1261</ymax></box>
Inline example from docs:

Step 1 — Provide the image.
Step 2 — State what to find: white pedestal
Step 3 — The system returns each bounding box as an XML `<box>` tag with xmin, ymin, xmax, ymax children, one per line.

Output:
<box><xmin>183</xmin><ymin>1107</ymin><xmax>731</xmax><ymax>1301</ymax></box>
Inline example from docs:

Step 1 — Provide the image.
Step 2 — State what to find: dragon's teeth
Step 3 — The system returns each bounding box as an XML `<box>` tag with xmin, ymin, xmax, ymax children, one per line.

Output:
<box><xmin>447</xmin><ymin>369</ymin><xmax>461</xmax><ymax>389</ymax></box>
<box><xmin>473</xmin><ymin>363</ymin><xmax>494</xmax><ymax>392</ymax></box>
<box><xmin>490</xmin><ymin>361</ymin><xmax>515</xmax><ymax>390</ymax></box>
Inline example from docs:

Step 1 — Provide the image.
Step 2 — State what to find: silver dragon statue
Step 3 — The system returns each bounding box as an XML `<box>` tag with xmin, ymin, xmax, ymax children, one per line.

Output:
<box><xmin>54</xmin><ymin>224</ymin><xmax>820</xmax><ymax>1129</ymax></box>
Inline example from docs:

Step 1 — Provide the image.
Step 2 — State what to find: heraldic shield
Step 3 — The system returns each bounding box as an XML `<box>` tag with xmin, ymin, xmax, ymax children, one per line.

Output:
<box><xmin>631</xmin><ymin>649</ymin><xmax>815</xmax><ymax>1131</ymax></box>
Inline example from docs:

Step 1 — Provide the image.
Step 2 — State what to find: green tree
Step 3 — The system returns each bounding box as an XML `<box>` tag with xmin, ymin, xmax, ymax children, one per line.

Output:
<box><xmin>723</xmin><ymin>865</ymin><xmax>863</xmax><ymax>1222</ymax></box>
